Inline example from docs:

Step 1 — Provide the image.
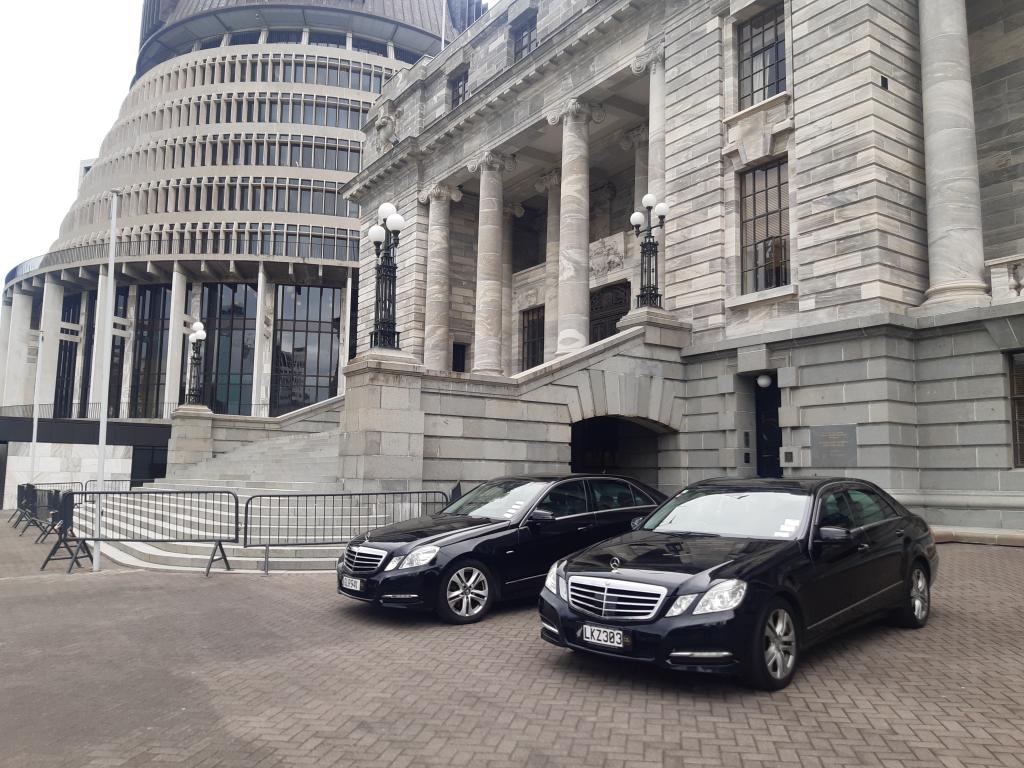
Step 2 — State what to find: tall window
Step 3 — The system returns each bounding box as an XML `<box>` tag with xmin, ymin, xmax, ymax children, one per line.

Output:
<box><xmin>737</xmin><ymin>4</ymin><xmax>786</xmax><ymax>110</ymax></box>
<box><xmin>512</xmin><ymin>14</ymin><xmax>538</xmax><ymax>62</ymax></box>
<box><xmin>130</xmin><ymin>285</ymin><xmax>171</xmax><ymax>419</ymax></box>
<box><xmin>108</xmin><ymin>287</ymin><xmax>129</xmax><ymax>418</ymax></box>
<box><xmin>53</xmin><ymin>293</ymin><xmax>82</xmax><ymax>419</ymax></box>
<box><xmin>740</xmin><ymin>157</ymin><xmax>789</xmax><ymax>294</ymax></box>
<box><xmin>202</xmin><ymin>283</ymin><xmax>258</xmax><ymax>416</ymax></box>
<box><xmin>521</xmin><ymin>307</ymin><xmax>545</xmax><ymax>371</ymax></box>
<box><xmin>450</xmin><ymin>69</ymin><xmax>470</xmax><ymax>108</ymax></box>
<box><xmin>271</xmin><ymin>285</ymin><xmax>342</xmax><ymax>416</ymax></box>
<box><xmin>1011</xmin><ymin>353</ymin><xmax>1024</xmax><ymax>467</ymax></box>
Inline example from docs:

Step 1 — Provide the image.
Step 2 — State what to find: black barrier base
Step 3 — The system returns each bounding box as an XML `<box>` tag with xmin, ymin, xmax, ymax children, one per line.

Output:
<box><xmin>205</xmin><ymin>541</ymin><xmax>231</xmax><ymax>577</ymax></box>
<box><xmin>41</xmin><ymin>530</ymin><xmax>94</xmax><ymax>573</ymax></box>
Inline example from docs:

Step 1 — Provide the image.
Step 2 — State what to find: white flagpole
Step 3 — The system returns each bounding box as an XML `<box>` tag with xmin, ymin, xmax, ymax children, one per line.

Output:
<box><xmin>441</xmin><ymin>0</ymin><xmax>446</xmax><ymax>49</ymax></box>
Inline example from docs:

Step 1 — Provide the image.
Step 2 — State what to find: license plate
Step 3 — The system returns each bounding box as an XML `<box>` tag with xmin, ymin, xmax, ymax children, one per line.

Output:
<box><xmin>581</xmin><ymin>624</ymin><xmax>624</xmax><ymax>649</ymax></box>
<box><xmin>342</xmin><ymin>576</ymin><xmax>363</xmax><ymax>592</ymax></box>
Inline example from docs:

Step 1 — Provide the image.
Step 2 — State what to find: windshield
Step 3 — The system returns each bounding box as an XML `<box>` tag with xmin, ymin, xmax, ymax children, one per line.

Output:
<box><xmin>440</xmin><ymin>480</ymin><xmax>548</xmax><ymax>521</ymax></box>
<box><xmin>643</xmin><ymin>488</ymin><xmax>811</xmax><ymax>540</ymax></box>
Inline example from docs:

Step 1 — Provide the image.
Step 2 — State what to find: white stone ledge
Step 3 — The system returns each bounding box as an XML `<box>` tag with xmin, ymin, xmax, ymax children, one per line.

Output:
<box><xmin>724</xmin><ymin>283</ymin><xmax>798</xmax><ymax>310</ymax></box>
<box><xmin>722</xmin><ymin>91</ymin><xmax>791</xmax><ymax>127</ymax></box>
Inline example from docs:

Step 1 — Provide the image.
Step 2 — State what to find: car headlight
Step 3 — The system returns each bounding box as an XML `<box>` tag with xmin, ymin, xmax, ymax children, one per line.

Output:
<box><xmin>396</xmin><ymin>545</ymin><xmax>439</xmax><ymax>569</ymax></box>
<box><xmin>384</xmin><ymin>555</ymin><xmax>403</xmax><ymax>571</ymax></box>
<box><xmin>693</xmin><ymin>579</ymin><xmax>747</xmax><ymax>615</ymax></box>
<box><xmin>665</xmin><ymin>594</ymin><xmax>697</xmax><ymax>617</ymax></box>
<box><xmin>336</xmin><ymin>557</ymin><xmax>345</xmax><ymax>572</ymax></box>
<box><xmin>544</xmin><ymin>562</ymin><xmax>559</xmax><ymax>593</ymax></box>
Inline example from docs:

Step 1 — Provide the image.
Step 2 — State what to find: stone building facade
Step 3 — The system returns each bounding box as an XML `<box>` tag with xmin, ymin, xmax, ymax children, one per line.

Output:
<box><xmin>342</xmin><ymin>0</ymin><xmax>1024</xmax><ymax>529</ymax></box>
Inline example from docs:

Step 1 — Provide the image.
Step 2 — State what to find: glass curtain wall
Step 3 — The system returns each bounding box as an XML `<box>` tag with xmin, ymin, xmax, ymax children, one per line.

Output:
<box><xmin>53</xmin><ymin>293</ymin><xmax>82</xmax><ymax>418</ymax></box>
<box><xmin>108</xmin><ymin>287</ymin><xmax>130</xmax><ymax>418</ymax></box>
<box><xmin>130</xmin><ymin>285</ymin><xmax>171</xmax><ymax>418</ymax></box>
<box><xmin>201</xmin><ymin>283</ymin><xmax>257</xmax><ymax>415</ymax></box>
<box><xmin>77</xmin><ymin>290</ymin><xmax>95</xmax><ymax>418</ymax></box>
<box><xmin>270</xmin><ymin>285</ymin><xmax>342</xmax><ymax>417</ymax></box>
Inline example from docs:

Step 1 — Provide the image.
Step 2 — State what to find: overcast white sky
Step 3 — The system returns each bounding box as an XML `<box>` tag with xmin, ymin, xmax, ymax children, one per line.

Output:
<box><xmin>0</xmin><ymin>1</ymin><xmax>142</xmax><ymax>279</ymax></box>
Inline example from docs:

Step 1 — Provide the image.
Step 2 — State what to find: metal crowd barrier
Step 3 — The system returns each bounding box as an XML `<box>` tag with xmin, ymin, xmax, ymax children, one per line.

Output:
<box><xmin>83</xmin><ymin>479</ymin><xmax>134</xmax><ymax>493</ymax></box>
<box><xmin>243</xmin><ymin>491</ymin><xmax>450</xmax><ymax>574</ymax></box>
<box><xmin>8</xmin><ymin>483</ymin><xmax>84</xmax><ymax>531</ymax></box>
<box><xmin>41</xmin><ymin>490</ymin><xmax>240</xmax><ymax>576</ymax></box>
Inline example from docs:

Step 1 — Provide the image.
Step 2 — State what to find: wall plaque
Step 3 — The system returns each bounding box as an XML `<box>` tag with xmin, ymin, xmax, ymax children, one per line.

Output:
<box><xmin>810</xmin><ymin>425</ymin><xmax>858</xmax><ymax>468</ymax></box>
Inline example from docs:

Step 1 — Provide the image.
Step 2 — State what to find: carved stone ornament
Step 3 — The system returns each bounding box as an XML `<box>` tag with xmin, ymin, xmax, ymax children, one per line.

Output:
<box><xmin>418</xmin><ymin>184</ymin><xmax>464</xmax><ymax>204</ymax></box>
<box><xmin>534</xmin><ymin>169</ymin><xmax>561</xmax><ymax>193</ymax></box>
<box><xmin>631</xmin><ymin>46</ymin><xmax>665</xmax><ymax>76</ymax></box>
<box><xmin>373</xmin><ymin>104</ymin><xmax>402</xmax><ymax>153</ymax></box>
<box><xmin>503</xmin><ymin>202</ymin><xmax>526</xmax><ymax>218</ymax></box>
<box><xmin>589</xmin><ymin>234</ymin><xmax>626</xmax><ymax>279</ymax></box>
<box><xmin>467</xmin><ymin>150</ymin><xmax>516</xmax><ymax>174</ymax></box>
<box><xmin>618</xmin><ymin>124</ymin><xmax>649</xmax><ymax>151</ymax></box>
<box><xmin>546</xmin><ymin>99</ymin><xmax>605</xmax><ymax>126</ymax></box>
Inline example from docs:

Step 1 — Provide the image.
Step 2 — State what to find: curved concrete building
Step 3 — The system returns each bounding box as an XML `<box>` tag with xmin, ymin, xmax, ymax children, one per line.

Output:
<box><xmin>2</xmin><ymin>0</ymin><xmax>444</xmax><ymax>422</ymax></box>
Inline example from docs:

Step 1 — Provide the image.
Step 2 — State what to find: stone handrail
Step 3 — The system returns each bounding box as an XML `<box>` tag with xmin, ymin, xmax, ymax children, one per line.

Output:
<box><xmin>988</xmin><ymin>255</ymin><xmax>1024</xmax><ymax>303</ymax></box>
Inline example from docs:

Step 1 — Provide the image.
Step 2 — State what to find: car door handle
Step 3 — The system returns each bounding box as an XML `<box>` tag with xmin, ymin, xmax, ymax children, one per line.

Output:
<box><xmin>856</xmin><ymin>542</ymin><xmax>870</xmax><ymax>552</ymax></box>
<box><xmin>896</xmin><ymin>529</ymin><xmax>905</xmax><ymax>537</ymax></box>
<box><xmin>577</xmin><ymin>525</ymin><xmax>591</xmax><ymax>531</ymax></box>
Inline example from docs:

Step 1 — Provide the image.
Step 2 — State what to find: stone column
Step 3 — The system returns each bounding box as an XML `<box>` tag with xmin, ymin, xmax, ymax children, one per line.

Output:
<box><xmin>468</xmin><ymin>151</ymin><xmax>515</xmax><ymax>374</ymax></box>
<box><xmin>339</xmin><ymin>268</ymin><xmax>353</xmax><ymax>396</ymax></box>
<box><xmin>89</xmin><ymin>267</ymin><xmax>112</xmax><ymax>418</ymax></box>
<box><xmin>501</xmin><ymin>202</ymin><xmax>524</xmax><ymax>375</ymax></box>
<box><xmin>549</xmin><ymin>100</ymin><xmax>602</xmax><ymax>355</ymax></box>
<box><xmin>421</xmin><ymin>184</ymin><xmax>461</xmax><ymax>371</ymax></box>
<box><xmin>535</xmin><ymin>170</ymin><xmax>561</xmax><ymax>362</ymax></box>
<box><xmin>620</xmin><ymin>125</ymin><xmax>649</xmax><ymax>211</ymax></box>
<box><xmin>2</xmin><ymin>291</ymin><xmax>33</xmax><ymax>406</ymax></box>
<box><xmin>37</xmin><ymin>275</ymin><xmax>65</xmax><ymax>408</ymax></box>
<box><xmin>163</xmin><ymin>265</ymin><xmax>188</xmax><ymax>418</ymax></box>
<box><xmin>118</xmin><ymin>285</ymin><xmax>137</xmax><ymax>417</ymax></box>
<box><xmin>917</xmin><ymin>0</ymin><xmax>988</xmax><ymax>307</ymax></box>
<box><xmin>633</xmin><ymin>51</ymin><xmax>667</xmax><ymax>296</ymax></box>
<box><xmin>251</xmin><ymin>263</ymin><xmax>275</xmax><ymax>415</ymax></box>
<box><xmin>0</xmin><ymin>299</ymin><xmax>12</xmax><ymax>405</ymax></box>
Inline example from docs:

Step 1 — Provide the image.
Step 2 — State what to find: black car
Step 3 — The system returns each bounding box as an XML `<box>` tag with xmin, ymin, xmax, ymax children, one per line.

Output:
<box><xmin>539</xmin><ymin>477</ymin><xmax>938</xmax><ymax>690</ymax></box>
<box><xmin>337</xmin><ymin>474</ymin><xmax>665</xmax><ymax>623</ymax></box>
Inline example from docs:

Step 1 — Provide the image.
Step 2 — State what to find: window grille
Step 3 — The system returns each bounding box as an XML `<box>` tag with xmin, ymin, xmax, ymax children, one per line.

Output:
<box><xmin>740</xmin><ymin>158</ymin><xmax>790</xmax><ymax>294</ymax></box>
<box><xmin>738</xmin><ymin>4</ymin><xmax>786</xmax><ymax>110</ymax></box>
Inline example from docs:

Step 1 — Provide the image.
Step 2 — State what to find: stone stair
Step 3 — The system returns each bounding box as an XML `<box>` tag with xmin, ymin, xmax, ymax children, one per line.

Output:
<box><xmin>92</xmin><ymin>427</ymin><xmax>359</xmax><ymax>573</ymax></box>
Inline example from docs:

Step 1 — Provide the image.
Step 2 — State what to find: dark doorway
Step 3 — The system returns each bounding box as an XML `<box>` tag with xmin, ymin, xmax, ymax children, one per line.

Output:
<box><xmin>589</xmin><ymin>282</ymin><xmax>631</xmax><ymax>344</ymax></box>
<box><xmin>754</xmin><ymin>375</ymin><xmax>782</xmax><ymax>478</ymax></box>
<box><xmin>571</xmin><ymin>416</ymin><xmax>665</xmax><ymax>490</ymax></box>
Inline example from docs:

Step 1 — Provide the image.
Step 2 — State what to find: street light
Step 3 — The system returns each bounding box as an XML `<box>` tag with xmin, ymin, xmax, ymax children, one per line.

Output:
<box><xmin>369</xmin><ymin>202</ymin><xmax>406</xmax><ymax>349</ymax></box>
<box><xmin>94</xmin><ymin>188</ymin><xmax>120</xmax><ymax>571</ymax></box>
<box><xmin>629</xmin><ymin>193</ymin><xmax>670</xmax><ymax>309</ymax></box>
<box><xmin>186</xmin><ymin>321</ymin><xmax>207</xmax><ymax>406</ymax></box>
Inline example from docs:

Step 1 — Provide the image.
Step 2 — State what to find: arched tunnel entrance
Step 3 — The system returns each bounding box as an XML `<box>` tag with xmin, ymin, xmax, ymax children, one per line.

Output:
<box><xmin>570</xmin><ymin>416</ymin><xmax>670</xmax><ymax>491</ymax></box>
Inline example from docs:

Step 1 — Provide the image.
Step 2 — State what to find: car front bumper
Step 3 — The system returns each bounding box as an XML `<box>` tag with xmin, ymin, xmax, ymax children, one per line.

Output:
<box><xmin>538</xmin><ymin>589</ymin><xmax>758</xmax><ymax>675</ymax></box>
<box><xmin>337</xmin><ymin>565</ymin><xmax>440</xmax><ymax>612</ymax></box>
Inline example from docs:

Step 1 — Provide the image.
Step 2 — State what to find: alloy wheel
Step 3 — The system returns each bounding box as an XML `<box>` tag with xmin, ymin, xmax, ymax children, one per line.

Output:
<box><xmin>447</xmin><ymin>567</ymin><xmax>489</xmax><ymax>618</ymax></box>
<box><xmin>763</xmin><ymin>607</ymin><xmax>797</xmax><ymax>681</ymax></box>
<box><xmin>910</xmin><ymin>568</ymin><xmax>929</xmax><ymax>622</ymax></box>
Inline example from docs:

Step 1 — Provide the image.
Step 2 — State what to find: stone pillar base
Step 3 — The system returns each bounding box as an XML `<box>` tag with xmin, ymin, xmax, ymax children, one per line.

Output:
<box><xmin>167</xmin><ymin>405</ymin><xmax>215</xmax><ymax>470</ymax></box>
<box><xmin>909</xmin><ymin>281</ymin><xmax>992</xmax><ymax>316</ymax></box>
<box><xmin>617</xmin><ymin>306</ymin><xmax>692</xmax><ymax>349</ymax></box>
<box><xmin>340</xmin><ymin>348</ymin><xmax>425</xmax><ymax>494</ymax></box>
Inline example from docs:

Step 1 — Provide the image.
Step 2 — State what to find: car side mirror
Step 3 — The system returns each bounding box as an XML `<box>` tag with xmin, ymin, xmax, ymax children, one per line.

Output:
<box><xmin>815</xmin><ymin>526</ymin><xmax>852</xmax><ymax>544</ymax></box>
<box><xmin>530</xmin><ymin>509</ymin><xmax>556</xmax><ymax>525</ymax></box>
<box><xmin>630</xmin><ymin>516</ymin><xmax>644</xmax><ymax>531</ymax></box>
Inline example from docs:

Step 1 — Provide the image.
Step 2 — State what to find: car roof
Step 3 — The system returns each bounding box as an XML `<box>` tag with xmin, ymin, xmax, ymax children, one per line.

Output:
<box><xmin>689</xmin><ymin>477</ymin><xmax>859</xmax><ymax>494</ymax></box>
<box><xmin>496</xmin><ymin>473</ymin><xmax>645</xmax><ymax>483</ymax></box>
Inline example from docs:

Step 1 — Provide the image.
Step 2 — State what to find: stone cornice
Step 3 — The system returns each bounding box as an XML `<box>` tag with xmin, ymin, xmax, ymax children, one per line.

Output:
<box><xmin>345</xmin><ymin>0</ymin><xmax>664</xmax><ymax>199</ymax></box>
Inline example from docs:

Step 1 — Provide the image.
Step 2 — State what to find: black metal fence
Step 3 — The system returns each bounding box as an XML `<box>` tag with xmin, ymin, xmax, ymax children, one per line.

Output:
<box><xmin>39</xmin><ymin>490</ymin><xmax>240</xmax><ymax>576</ymax></box>
<box><xmin>243</xmin><ymin>491</ymin><xmax>449</xmax><ymax>573</ymax></box>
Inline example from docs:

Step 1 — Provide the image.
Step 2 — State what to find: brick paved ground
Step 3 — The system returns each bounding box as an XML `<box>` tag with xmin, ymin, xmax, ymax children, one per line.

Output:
<box><xmin>0</xmin><ymin>526</ymin><xmax>1022</xmax><ymax>767</ymax></box>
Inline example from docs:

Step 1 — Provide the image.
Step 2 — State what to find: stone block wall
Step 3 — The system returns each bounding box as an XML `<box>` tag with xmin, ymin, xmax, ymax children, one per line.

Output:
<box><xmin>968</xmin><ymin>0</ymin><xmax>1024</xmax><ymax>262</ymax></box>
<box><xmin>2</xmin><ymin>442</ymin><xmax>132</xmax><ymax>509</ymax></box>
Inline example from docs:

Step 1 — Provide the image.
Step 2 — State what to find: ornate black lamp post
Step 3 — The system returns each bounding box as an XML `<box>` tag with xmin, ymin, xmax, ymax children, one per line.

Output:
<box><xmin>629</xmin><ymin>193</ymin><xmax>670</xmax><ymax>309</ymax></box>
<box><xmin>368</xmin><ymin>202</ymin><xmax>406</xmax><ymax>349</ymax></box>
<box><xmin>186</xmin><ymin>321</ymin><xmax>207</xmax><ymax>405</ymax></box>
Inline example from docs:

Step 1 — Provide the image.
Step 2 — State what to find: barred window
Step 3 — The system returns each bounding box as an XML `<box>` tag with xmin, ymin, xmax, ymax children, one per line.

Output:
<box><xmin>512</xmin><ymin>15</ymin><xmax>538</xmax><ymax>63</ymax></box>
<box><xmin>737</xmin><ymin>4</ymin><xmax>787</xmax><ymax>110</ymax></box>
<box><xmin>450</xmin><ymin>70</ymin><xmax>470</xmax><ymax>109</ymax></box>
<box><xmin>740</xmin><ymin>157</ymin><xmax>789</xmax><ymax>294</ymax></box>
<box><xmin>1011</xmin><ymin>353</ymin><xmax>1024</xmax><ymax>467</ymax></box>
<box><xmin>521</xmin><ymin>306</ymin><xmax>545</xmax><ymax>371</ymax></box>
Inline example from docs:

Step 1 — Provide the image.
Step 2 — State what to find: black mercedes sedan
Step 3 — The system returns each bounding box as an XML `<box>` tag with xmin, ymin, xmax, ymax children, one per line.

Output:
<box><xmin>539</xmin><ymin>477</ymin><xmax>938</xmax><ymax>690</ymax></box>
<box><xmin>337</xmin><ymin>474</ymin><xmax>665</xmax><ymax>623</ymax></box>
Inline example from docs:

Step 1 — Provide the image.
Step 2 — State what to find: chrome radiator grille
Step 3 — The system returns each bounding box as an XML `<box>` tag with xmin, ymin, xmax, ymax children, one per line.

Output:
<box><xmin>568</xmin><ymin>575</ymin><xmax>667</xmax><ymax>621</ymax></box>
<box><xmin>343</xmin><ymin>545</ymin><xmax>387</xmax><ymax>575</ymax></box>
